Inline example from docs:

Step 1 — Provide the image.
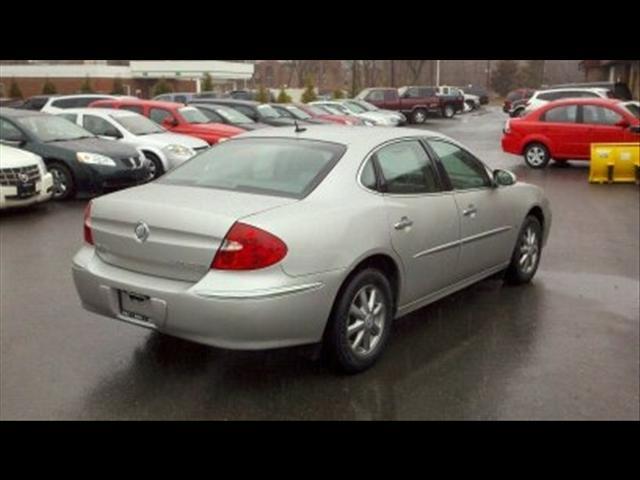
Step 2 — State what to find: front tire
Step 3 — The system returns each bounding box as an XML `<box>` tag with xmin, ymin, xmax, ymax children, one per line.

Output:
<box><xmin>47</xmin><ymin>162</ymin><xmax>75</xmax><ymax>200</ymax></box>
<box><xmin>524</xmin><ymin>142</ymin><xmax>550</xmax><ymax>169</ymax></box>
<box><xmin>505</xmin><ymin>216</ymin><xmax>543</xmax><ymax>285</ymax></box>
<box><xmin>411</xmin><ymin>108</ymin><xmax>427</xmax><ymax>124</ymax></box>
<box><xmin>144</xmin><ymin>152</ymin><xmax>164</xmax><ymax>179</ymax></box>
<box><xmin>323</xmin><ymin>268</ymin><xmax>394</xmax><ymax>374</ymax></box>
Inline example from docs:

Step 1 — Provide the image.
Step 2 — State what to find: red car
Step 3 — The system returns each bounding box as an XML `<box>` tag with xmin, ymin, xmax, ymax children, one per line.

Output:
<box><xmin>294</xmin><ymin>103</ymin><xmax>364</xmax><ymax>125</ymax></box>
<box><xmin>501</xmin><ymin>98</ymin><xmax>640</xmax><ymax>169</ymax></box>
<box><xmin>89</xmin><ymin>99</ymin><xmax>244</xmax><ymax>145</ymax></box>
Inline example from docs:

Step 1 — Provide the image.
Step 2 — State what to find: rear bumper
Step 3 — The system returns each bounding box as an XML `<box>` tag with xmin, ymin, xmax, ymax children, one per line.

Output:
<box><xmin>0</xmin><ymin>173</ymin><xmax>54</xmax><ymax>210</ymax></box>
<box><xmin>501</xmin><ymin>134</ymin><xmax>522</xmax><ymax>156</ymax></box>
<box><xmin>72</xmin><ymin>246</ymin><xmax>344</xmax><ymax>350</ymax></box>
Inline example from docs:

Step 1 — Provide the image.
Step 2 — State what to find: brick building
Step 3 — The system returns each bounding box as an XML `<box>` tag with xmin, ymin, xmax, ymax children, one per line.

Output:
<box><xmin>0</xmin><ymin>61</ymin><xmax>254</xmax><ymax>99</ymax></box>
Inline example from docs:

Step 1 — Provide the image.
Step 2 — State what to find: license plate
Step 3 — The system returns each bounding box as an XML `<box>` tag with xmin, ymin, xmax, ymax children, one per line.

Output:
<box><xmin>119</xmin><ymin>290</ymin><xmax>153</xmax><ymax>323</ymax></box>
<box><xmin>17</xmin><ymin>182</ymin><xmax>36</xmax><ymax>198</ymax></box>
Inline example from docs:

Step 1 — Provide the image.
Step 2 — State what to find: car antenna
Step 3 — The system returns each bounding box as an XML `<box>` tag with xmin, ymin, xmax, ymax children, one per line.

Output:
<box><xmin>294</xmin><ymin>120</ymin><xmax>307</xmax><ymax>133</ymax></box>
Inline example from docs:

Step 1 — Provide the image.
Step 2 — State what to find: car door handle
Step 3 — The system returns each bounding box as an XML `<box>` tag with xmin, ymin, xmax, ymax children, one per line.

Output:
<box><xmin>394</xmin><ymin>216</ymin><xmax>414</xmax><ymax>230</ymax></box>
<box><xmin>462</xmin><ymin>205</ymin><xmax>477</xmax><ymax>217</ymax></box>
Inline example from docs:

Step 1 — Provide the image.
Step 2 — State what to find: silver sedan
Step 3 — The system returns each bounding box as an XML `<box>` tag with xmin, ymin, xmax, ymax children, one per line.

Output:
<box><xmin>73</xmin><ymin>126</ymin><xmax>552</xmax><ymax>373</ymax></box>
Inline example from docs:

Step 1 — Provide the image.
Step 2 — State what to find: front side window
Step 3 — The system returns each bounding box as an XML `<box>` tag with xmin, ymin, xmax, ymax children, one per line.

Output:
<box><xmin>427</xmin><ymin>139</ymin><xmax>491</xmax><ymax>190</ymax></box>
<box><xmin>82</xmin><ymin>115</ymin><xmax>120</xmax><ymax>136</ymax></box>
<box><xmin>542</xmin><ymin>105</ymin><xmax>578</xmax><ymax>123</ymax></box>
<box><xmin>150</xmin><ymin>108</ymin><xmax>174</xmax><ymax>124</ymax></box>
<box><xmin>0</xmin><ymin>118</ymin><xmax>25</xmax><ymax>141</ymax></box>
<box><xmin>112</xmin><ymin>114</ymin><xmax>164</xmax><ymax>135</ymax></box>
<box><xmin>159</xmin><ymin>138</ymin><xmax>345</xmax><ymax>199</ymax></box>
<box><xmin>582</xmin><ymin>105</ymin><xmax>623</xmax><ymax>125</ymax></box>
<box><xmin>374</xmin><ymin>140</ymin><xmax>440</xmax><ymax>194</ymax></box>
<box><xmin>197</xmin><ymin>108</ymin><xmax>225</xmax><ymax>123</ymax></box>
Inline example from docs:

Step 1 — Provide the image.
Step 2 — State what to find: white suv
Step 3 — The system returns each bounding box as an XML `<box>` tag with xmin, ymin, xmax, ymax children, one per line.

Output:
<box><xmin>524</xmin><ymin>88</ymin><xmax>613</xmax><ymax>114</ymax></box>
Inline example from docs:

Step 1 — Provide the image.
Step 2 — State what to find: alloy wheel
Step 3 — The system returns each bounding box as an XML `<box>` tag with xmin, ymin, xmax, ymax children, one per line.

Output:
<box><xmin>49</xmin><ymin>167</ymin><xmax>68</xmax><ymax>199</ymax></box>
<box><xmin>526</xmin><ymin>146</ymin><xmax>546</xmax><ymax>167</ymax></box>
<box><xmin>519</xmin><ymin>226</ymin><xmax>539</xmax><ymax>275</ymax></box>
<box><xmin>347</xmin><ymin>285</ymin><xmax>387</xmax><ymax>357</ymax></box>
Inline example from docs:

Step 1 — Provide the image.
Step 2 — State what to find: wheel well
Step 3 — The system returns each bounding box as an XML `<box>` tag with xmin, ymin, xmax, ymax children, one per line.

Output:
<box><xmin>527</xmin><ymin>206</ymin><xmax>545</xmax><ymax>233</ymax></box>
<box><xmin>141</xmin><ymin>149</ymin><xmax>165</xmax><ymax>172</ymax></box>
<box><xmin>343</xmin><ymin>255</ymin><xmax>400</xmax><ymax>308</ymax></box>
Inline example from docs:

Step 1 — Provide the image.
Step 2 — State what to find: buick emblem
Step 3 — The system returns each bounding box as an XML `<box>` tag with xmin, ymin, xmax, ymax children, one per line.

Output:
<box><xmin>134</xmin><ymin>222</ymin><xmax>150</xmax><ymax>242</ymax></box>
<box><xmin>18</xmin><ymin>173</ymin><xmax>30</xmax><ymax>183</ymax></box>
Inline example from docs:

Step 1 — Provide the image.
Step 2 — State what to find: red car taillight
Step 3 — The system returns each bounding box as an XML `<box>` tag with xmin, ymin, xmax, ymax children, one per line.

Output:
<box><xmin>211</xmin><ymin>222</ymin><xmax>288</xmax><ymax>270</ymax></box>
<box><xmin>83</xmin><ymin>201</ymin><xmax>94</xmax><ymax>245</ymax></box>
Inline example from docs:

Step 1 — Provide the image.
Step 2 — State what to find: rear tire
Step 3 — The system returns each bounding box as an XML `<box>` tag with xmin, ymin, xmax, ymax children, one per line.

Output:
<box><xmin>47</xmin><ymin>162</ymin><xmax>75</xmax><ymax>200</ymax></box>
<box><xmin>505</xmin><ymin>216</ymin><xmax>543</xmax><ymax>285</ymax></box>
<box><xmin>411</xmin><ymin>108</ymin><xmax>427</xmax><ymax>124</ymax></box>
<box><xmin>323</xmin><ymin>268</ymin><xmax>394</xmax><ymax>374</ymax></box>
<box><xmin>523</xmin><ymin>142</ymin><xmax>550</xmax><ymax>169</ymax></box>
<box><xmin>442</xmin><ymin>104</ymin><xmax>455</xmax><ymax>118</ymax></box>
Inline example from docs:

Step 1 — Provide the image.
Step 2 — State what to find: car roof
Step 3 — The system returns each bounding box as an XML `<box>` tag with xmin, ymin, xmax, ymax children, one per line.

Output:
<box><xmin>203</xmin><ymin>99</ymin><xmax>259</xmax><ymax>107</ymax></box>
<box><xmin>539</xmin><ymin>98</ymin><xmax>624</xmax><ymax>108</ymax></box>
<box><xmin>59</xmin><ymin>107</ymin><xmax>140</xmax><ymax>117</ymax></box>
<box><xmin>231</xmin><ymin>125</ymin><xmax>449</xmax><ymax>149</ymax></box>
<box><xmin>93</xmin><ymin>98</ymin><xmax>184</xmax><ymax>109</ymax></box>
<box><xmin>0</xmin><ymin>107</ymin><xmax>49</xmax><ymax>118</ymax></box>
<box><xmin>536</xmin><ymin>87</ymin><xmax>610</xmax><ymax>94</ymax></box>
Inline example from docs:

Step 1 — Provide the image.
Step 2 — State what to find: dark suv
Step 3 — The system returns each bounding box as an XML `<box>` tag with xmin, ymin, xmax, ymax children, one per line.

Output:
<box><xmin>0</xmin><ymin>108</ymin><xmax>150</xmax><ymax>199</ymax></box>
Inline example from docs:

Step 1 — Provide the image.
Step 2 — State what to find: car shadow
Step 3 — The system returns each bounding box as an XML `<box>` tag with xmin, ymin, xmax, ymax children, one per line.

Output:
<box><xmin>78</xmin><ymin>275</ymin><xmax>559</xmax><ymax>420</ymax></box>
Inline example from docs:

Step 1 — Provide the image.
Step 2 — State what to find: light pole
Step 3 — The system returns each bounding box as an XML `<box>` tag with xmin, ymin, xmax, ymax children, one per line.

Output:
<box><xmin>436</xmin><ymin>60</ymin><xmax>441</xmax><ymax>86</ymax></box>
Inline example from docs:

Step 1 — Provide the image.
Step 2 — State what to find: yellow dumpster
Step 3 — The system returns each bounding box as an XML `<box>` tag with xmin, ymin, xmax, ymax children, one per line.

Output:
<box><xmin>589</xmin><ymin>143</ymin><xmax>640</xmax><ymax>184</ymax></box>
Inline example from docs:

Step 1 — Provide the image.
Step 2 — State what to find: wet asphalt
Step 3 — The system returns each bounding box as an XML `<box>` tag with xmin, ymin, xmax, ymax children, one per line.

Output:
<box><xmin>1</xmin><ymin>107</ymin><xmax>638</xmax><ymax>420</ymax></box>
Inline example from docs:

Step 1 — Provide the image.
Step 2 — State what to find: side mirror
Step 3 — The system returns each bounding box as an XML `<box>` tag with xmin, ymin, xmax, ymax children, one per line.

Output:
<box><xmin>1</xmin><ymin>134</ymin><xmax>26</xmax><ymax>147</ymax></box>
<box><xmin>163</xmin><ymin>117</ymin><xmax>178</xmax><ymax>127</ymax></box>
<box><xmin>493</xmin><ymin>169</ymin><xmax>517</xmax><ymax>187</ymax></box>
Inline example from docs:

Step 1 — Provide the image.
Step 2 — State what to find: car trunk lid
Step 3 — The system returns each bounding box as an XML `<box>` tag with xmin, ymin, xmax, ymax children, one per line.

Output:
<box><xmin>90</xmin><ymin>183</ymin><xmax>296</xmax><ymax>282</ymax></box>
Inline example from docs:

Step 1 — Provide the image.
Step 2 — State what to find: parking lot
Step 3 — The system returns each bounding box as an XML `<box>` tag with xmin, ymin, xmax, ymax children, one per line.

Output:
<box><xmin>1</xmin><ymin>105</ymin><xmax>638</xmax><ymax>420</ymax></box>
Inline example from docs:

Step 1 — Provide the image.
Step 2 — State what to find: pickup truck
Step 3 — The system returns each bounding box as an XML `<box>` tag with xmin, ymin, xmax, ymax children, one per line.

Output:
<box><xmin>356</xmin><ymin>86</ymin><xmax>463</xmax><ymax>123</ymax></box>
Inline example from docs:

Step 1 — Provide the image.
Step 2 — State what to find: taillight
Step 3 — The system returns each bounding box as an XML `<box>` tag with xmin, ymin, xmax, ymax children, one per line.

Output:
<box><xmin>83</xmin><ymin>201</ymin><xmax>94</xmax><ymax>245</ymax></box>
<box><xmin>211</xmin><ymin>222</ymin><xmax>287</xmax><ymax>270</ymax></box>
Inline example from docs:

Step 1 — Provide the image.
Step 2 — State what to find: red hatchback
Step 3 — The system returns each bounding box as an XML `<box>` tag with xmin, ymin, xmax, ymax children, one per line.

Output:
<box><xmin>89</xmin><ymin>99</ymin><xmax>244</xmax><ymax>145</ymax></box>
<box><xmin>502</xmin><ymin>98</ymin><xmax>640</xmax><ymax>168</ymax></box>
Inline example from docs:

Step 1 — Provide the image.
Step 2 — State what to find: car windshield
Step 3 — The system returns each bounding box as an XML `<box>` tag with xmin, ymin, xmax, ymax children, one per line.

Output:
<box><xmin>285</xmin><ymin>106</ymin><xmax>312</xmax><ymax>120</ymax></box>
<box><xmin>256</xmin><ymin>104</ymin><xmax>281</xmax><ymax>118</ymax></box>
<box><xmin>112</xmin><ymin>113</ymin><xmax>165</xmax><ymax>135</ymax></box>
<box><xmin>15</xmin><ymin>115</ymin><xmax>95</xmax><ymax>142</ymax></box>
<box><xmin>350</xmin><ymin>100</ymin><xmax>379</xmax><ymax>111</ymax></box>
<box><xmin>211</xmin><ymin>105</ymin><xmax>254</xmax><ymax>123</ymax></box>
<box><xmin>159</xmin><ymin>138</ymin><xmax>345</xmax><ymax>199</ymax></box>
<box><xmin>179</xmin><ymin>107</ymin><xmax>210</xmax><ymax>124</ymax></box>
<box><xmin>622</xmin><ymin>103</ymin><xmax>639</xmax><ymax>118</ymax></box>
<box><xmin>341</xmin><ymin>102</ymin><xmax>366</xmax><ymax>114</ymax></box>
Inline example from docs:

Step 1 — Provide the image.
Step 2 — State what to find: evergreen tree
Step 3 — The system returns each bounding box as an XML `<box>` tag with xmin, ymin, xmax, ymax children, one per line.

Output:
<box><xmin>255</xmin><ymin>85</ymin><xmax>270</xmax><ymax>103</ymax></box>
<box><xmin>42</xmin><ymin>78</ymin><xmax>57</xmax><ymax>95</ymax></box>
<box><xmin>276</xmin><ymin>87</ymin><xmax>292</xmax><ymax>103</ymax></box>
<box><xmin>111</xmin><ymin>77</ymin><xmax>126</xmax><ymax>95</ymax></box>
<box><xmin>490</xmin><ymin>60</ymin><xmax>519</xmax><ymax>97</ymax></box>
<box><xmin>301</xmin><ymin>77</ymin><xmax>317</xmax><ymax>103</ymax></box>
<box><xmin>9</xmin><ymin>78</ymin><xmax>23</xmax><ymax>99</ymax></box>
<box><xmin>152</xmin><ymin>78</ymin><xmax>173</xmax><ymax>97</ymax></box>
<box><xmin>202</xmin><ymin>73</ymin><xmax>214</xmax><ymax>92</ymax></box>
<box><xmin>80</xmin><ymin>76</ymin><xmax>94</xmax><ymax>93</ymax></box>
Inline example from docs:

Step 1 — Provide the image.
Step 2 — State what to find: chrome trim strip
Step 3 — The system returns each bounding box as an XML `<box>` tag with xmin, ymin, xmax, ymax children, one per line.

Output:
<box><xmin>413</xmin><ymin>226</ymin><xmax>512</xmax><ymax>259</ymax></box>
<box><xmin>414</xmin><ymin>239</ymin><xmax>461</xmax><ymax>259</ymax></box>
<box><xmin>460</xmin><ymin>226</ymin><xmax>512</xmax><ymax>245</ymax></box>
<box><xmin>193</xmin><ymin>282</ymin><xmax>324</xmax><ymax>300</ymax></box>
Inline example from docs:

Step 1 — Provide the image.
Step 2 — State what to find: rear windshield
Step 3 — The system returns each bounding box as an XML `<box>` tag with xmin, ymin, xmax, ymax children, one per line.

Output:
<box><xmin>158</xmin><ymin>138</ymin><xmax>346</xmax><ymax>199</ymax></box>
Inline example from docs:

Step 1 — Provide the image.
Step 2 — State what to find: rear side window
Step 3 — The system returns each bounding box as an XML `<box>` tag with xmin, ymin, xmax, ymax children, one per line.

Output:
<box><xmin>582</xmin><ymin>105</ymin><xmax>623</xmax><ymax>125</ymax></box>
<box><xmin>374</xmin><ymin>140</ymin><xmax>440</xmax><ymax>194</ymax></box>
<box><xmin>120</xmin><ymin>105</ymin><xmax>143</xmax><ymax>114</ymax></box>
<box><xmin>427</xmin><ymin>139</ymin><xmax>492</xmax><ymax>190</ymax></box>
<box><xmin>537</xmin><ymin>92</ymin><xmax>557</xmax><ymax>101</ymax></box>
<box><xmin>150</xmin><ymin>108</ymin><xmax>173</xmax><ymax>124</ymax></box>
<box><xmin>159</xmin><ymin>138</ymin><xmax>346</xmax><ymax>199</ymax></box>
<box><xmin>22</xmin><ymin>97</ymin><xmax>49</xmax><ymax>110</ymax></box>
<box><xmin>542</xmin><ymin>105</ymin><xmax>578</xmax><ymax>123</ymax></box>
